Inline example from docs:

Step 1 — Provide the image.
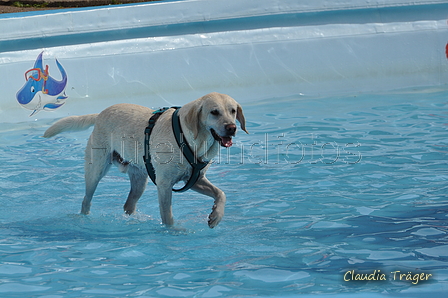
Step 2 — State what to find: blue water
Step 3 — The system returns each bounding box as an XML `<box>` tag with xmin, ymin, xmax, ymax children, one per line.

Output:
<box><xmin>1</xmin><ymin>88</ymin><xmax>447</xmax><ymax>297</ymax></box>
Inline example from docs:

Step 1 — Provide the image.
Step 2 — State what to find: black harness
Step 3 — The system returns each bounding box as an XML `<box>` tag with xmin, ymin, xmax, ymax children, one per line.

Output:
<box><xmin>143</xmin><ymin>107</ymin><xmax>209</xmax><ymax>192</ymax></box>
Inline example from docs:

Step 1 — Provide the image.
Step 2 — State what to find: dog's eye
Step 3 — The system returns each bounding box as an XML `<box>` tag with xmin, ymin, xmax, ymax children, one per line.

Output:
<box><xmin>231</xmin><ymin>108</ymin><xmax>236</xmax><ymax>114</ymax></box>
<box><xmin>210</xmin><ymin>110</ymin><xmax>220</xmax><ymax>116</ymax></box>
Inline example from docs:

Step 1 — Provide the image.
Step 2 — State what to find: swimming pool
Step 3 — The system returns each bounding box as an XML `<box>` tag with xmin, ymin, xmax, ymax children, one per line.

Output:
<box><xmin>1</xmin><ymin>87</ymin><xmax>447</xmax><ymax>297</ymax></box>
<box><xmin>1</xmin><ymin>0</ymin><xmax>448</xmax><ymax>296</ymax></box>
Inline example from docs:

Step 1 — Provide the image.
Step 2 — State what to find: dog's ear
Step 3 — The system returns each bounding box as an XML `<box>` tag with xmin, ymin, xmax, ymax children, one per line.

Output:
<box><xmin>184</xmin><ymin>105</ymin><xmax>202</xmax><ymax>139</ymax></box>
<box><xmin>237</xmin><ymin>104</ymin><xmax>249</xmax><ymax>134</ymax></box>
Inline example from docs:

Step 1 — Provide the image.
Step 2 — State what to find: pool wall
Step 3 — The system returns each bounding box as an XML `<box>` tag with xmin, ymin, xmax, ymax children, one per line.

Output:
<box><xmin>1</xmin><ymin>0</ymin><xmax>448</xmax><ymax>123</ymax></box>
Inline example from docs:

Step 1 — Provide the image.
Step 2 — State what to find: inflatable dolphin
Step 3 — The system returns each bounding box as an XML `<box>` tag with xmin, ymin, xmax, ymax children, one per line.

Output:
<box><xmin>16</xmin><ymin>52</ymin><xmax>68</xmax><ymax>117</ymax></box>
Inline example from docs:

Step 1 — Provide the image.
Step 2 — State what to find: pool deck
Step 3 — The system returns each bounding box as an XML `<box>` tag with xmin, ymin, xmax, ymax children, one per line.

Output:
<box><xmin>0</xmin><ymin>0</ymin><xmax>152</xmax><ymax>14</ymax></box>
<box><xmin>0</xmin><ymin>0</ymin><xmax>151</xmax><ymax>7</ymax></box>
<box><xmin>1</xmin><ymin>0</ymin><xmax>448</xmax><ymax>123</ymax></box>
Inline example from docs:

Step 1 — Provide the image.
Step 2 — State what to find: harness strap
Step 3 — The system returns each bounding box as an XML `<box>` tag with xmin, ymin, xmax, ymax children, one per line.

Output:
<box><xmin>143</xmin><ymin>107</ymin><xmax>210</xmax><ymax>193</ymax></box>
<box><xmin>171</xmin><ymin>108</ymin><xmax>209</xmax><ymax>192</ymax></box>
<box><xmin>143</xmin><ymin>107</ymin><xmax>171</xmax><ymax>189</ymax></box>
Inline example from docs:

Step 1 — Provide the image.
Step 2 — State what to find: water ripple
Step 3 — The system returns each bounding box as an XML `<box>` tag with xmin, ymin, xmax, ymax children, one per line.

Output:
<box><xmin>1</xmin><ymin>88</ymin><xmax>448</xmax><ymax>297</ymax></box>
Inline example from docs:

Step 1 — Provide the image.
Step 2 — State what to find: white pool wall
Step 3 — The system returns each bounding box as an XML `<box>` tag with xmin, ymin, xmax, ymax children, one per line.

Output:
<box><xmin>1</xmin><ymin>0</ymin><xmax>448</xmax><ymax>123</ymax></box>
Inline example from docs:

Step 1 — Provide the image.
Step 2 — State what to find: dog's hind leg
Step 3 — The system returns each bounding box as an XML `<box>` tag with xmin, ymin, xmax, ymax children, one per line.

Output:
<box><xmin>123</xmin><ymin>166</ymin><xmax>148</xmax><ymax>215</ymax></box>
<box><xmin>81</xmin><ymin>137</ymin><xmax>112</xmax><ymax>215</ymax></box>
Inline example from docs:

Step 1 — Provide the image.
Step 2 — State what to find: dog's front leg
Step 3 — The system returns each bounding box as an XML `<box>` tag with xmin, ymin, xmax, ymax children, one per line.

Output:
<box><xmin>157</xmin><ymin>184</ymin><xmax>174</xmax><ymax>226</ymax></box>
<box><xmin>191</xmin><ymin>176</ymin><xmax>226</xmax><ymax>228</ymax></box>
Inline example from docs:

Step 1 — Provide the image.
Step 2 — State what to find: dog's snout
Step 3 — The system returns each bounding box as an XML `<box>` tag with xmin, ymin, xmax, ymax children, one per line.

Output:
<box><xmin>225</xmin><ymin>124</ymin><xmax>237</xmax><ymax>135</ymax></box>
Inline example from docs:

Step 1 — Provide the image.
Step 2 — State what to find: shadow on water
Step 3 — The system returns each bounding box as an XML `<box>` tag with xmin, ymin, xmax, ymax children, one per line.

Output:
<box><xmin>344</xmin><ymin>207</ymin><xmax>448</xmax><ymax>251</ymax></box>
<box><xmin>306</xmin><ymin>209</ymin><xmax>448</xmax><ymax>246</ymax></box>
<box><xmin>2</xmin><ymin>212</ymin><xmax>194</xmax><ymax>242</ymax></box>
<box><xmin>282</xmin><ymin>205</ymin><xmax>448</xmax><ymax>274</ymax></box>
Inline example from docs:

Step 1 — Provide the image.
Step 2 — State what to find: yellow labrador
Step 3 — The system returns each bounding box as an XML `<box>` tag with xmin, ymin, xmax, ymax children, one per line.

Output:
<box><xmin>44</xmin><ymin>92</ymin><xmax>248</xmax><ymax>228</ymax></box>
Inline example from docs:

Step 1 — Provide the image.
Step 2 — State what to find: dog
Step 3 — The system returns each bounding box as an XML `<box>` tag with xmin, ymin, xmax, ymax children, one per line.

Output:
<box><xmin>43</xmin><ymin>92</ymin><xmax>248</xmax><ymax>228</ymax></box>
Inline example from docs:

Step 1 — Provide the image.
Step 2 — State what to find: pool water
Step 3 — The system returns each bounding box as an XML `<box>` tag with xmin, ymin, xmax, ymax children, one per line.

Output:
<box><xmin>1</xmin><ymin>87</ymin><xmax>447</xmax><ymax>297</ymax></box>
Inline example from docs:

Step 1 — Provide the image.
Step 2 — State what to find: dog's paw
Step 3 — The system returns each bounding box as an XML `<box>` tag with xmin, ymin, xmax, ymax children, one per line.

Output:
<box><xmin>208</xmin><ymin>205</ymin><xmax>224</xmax><ymax>228</ymax></box>
<box><xmin>123</xmin><ymin>204</ymin><xmax>136</xmax><ymax>215</ymax></box>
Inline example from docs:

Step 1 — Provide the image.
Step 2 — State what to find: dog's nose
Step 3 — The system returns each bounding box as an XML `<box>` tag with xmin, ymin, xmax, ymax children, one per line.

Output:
<box><xmin>225</xmin><ymin>124</ymin><xmax>237</xmax><ymax>135</ymax></box>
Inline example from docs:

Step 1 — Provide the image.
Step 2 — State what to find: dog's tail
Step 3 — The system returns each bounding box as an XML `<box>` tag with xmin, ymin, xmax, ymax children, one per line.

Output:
<box><xmin>43</xmin><ymin>114</ymin><xmax>98</xmax><ymax>138</ymax></box>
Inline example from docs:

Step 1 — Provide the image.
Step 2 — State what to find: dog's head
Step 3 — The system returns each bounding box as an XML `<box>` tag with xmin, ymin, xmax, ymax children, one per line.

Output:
<box><xmin>184</xmin><ymin>92</ymin><xmax>248</xmax><ymax>147</ymax></box>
